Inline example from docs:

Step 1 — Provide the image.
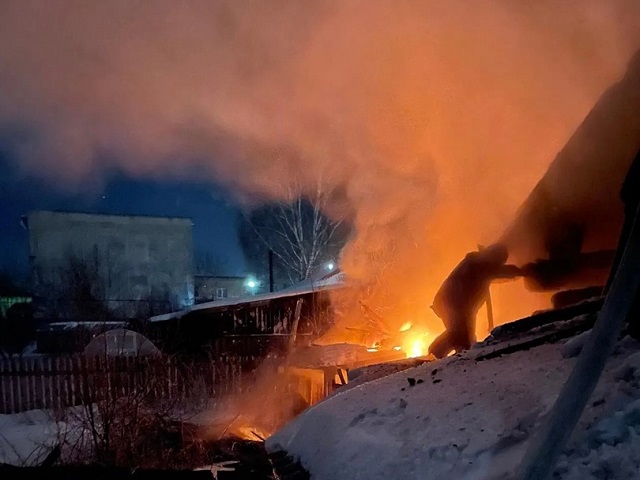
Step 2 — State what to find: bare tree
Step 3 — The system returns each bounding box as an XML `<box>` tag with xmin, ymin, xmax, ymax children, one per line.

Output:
<box><xmin>58</xmin><ymin>248</ymin><xmax>110</xmax><ymax>321</ymax></box>
<box><xmin>239</xmin><ymin>178</ymin><xmax>350</xmax><ymax>286</ymax></box>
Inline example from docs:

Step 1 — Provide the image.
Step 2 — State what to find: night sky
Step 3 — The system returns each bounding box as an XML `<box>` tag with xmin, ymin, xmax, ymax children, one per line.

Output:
<box><xmin>0</xmin><ymin>153</ymin><xmax>247</xmax><ymax>283</ymax></box>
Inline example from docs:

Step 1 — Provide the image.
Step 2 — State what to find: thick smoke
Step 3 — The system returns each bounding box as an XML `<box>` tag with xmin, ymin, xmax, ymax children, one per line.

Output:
<box><xmin>2</xmin><ymin>1</ymin><xmax>640</xmax><ymax>333</ymax></box>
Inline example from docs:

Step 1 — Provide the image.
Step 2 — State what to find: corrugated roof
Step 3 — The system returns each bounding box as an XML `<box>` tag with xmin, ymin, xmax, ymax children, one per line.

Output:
<box><xmin>148</xmin><ymin>271</ymin><xmax>346</xmax><ymax>323</ymax></box>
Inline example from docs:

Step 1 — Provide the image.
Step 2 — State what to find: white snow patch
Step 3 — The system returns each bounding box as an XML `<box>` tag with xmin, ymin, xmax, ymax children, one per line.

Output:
<box><xmin>267</xmin><ymin>334</ymin><xmax>640</xmax><ymax>480</ymax></box>
<box><xmin>561</xmin><ymin>329</ymin><xmax>592</xmax><ymax>358</ymax></box>
<box><xmin>0</xmin><ymin>410</ymin><xmax>58</xmax><ymax>465</ymax></box>
<box><xmin>0</xmin><ymin>406</ymin><xmax>95</xmax><ymax>466</ymax></box>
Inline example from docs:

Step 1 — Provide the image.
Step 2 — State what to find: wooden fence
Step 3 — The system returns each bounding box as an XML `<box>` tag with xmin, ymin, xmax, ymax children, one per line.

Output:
<box><xmin>0</xmin><ymin>355</ymin><xmax>258</xmax><ymax>414</ymax></box>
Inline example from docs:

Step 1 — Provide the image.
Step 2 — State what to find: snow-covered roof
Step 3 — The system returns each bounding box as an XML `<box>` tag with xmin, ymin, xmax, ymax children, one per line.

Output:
<box><xmin>38</xmin><ymin>321</ymin><xmax>127</xmax><ymax>331</ymax></box>
<box><xmin>148</xmin><ymin>270</ymin><xmax>347</xmax><ymax>323</ymax></box>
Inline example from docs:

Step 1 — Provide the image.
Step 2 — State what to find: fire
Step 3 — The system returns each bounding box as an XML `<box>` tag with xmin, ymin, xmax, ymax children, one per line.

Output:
<box><xmin>408</xmin><ymin>338</ymin><xmax>426</xmax><ymax>358</ymax></box>
<box><xmin>235</xmin><ymin>426</ymin><xmax>270</xmax><ymax>442</ymax></box>
<box><xmin>398</xmin><ymin>321</ymin><xmax>433</xmax><ymax>358</ymax></box>
<box><xmin>403</xmin><ymin>331</ymin><xmax>434</xmax><ymax>358</ymax></box>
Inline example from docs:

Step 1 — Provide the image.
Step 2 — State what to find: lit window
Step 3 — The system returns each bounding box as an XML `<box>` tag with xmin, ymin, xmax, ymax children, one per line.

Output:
<box><xmin>216</xmin><ymin>287</ymin><xmax>228</xmax><ymax>299</ymax></box>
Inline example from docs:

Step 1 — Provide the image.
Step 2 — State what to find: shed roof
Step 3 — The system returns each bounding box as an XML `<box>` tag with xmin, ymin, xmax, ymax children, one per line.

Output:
<box><xmin>149</xmin><ymin>270</ymin><xmax>346</xmax><ymax>323</ymax></box>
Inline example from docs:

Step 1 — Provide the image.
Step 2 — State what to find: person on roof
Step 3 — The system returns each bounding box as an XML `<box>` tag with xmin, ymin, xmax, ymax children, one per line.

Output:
<box><xmin>428</xmin><ymin>243</ymin><xmax>522</xmax><ymax>358</ymax></box>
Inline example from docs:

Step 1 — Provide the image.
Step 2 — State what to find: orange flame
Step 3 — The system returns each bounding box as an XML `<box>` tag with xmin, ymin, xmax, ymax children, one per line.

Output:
<box><xmin>234</xmin><ymin>426</ymin><xmax>270</xmax><ymax>441</ymax></box>
<box><xmin>399</xmin><ymin>322</ymin><xmax>412</xmax><ymax>332</ymax></box>
<box><xmin>403</xmin><ymin>330</ymin><xmax>434</xmax><ymax>358</ymax></box>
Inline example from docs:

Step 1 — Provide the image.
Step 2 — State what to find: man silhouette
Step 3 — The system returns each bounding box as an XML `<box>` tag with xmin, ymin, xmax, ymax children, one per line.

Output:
<box><xmin>428</xmin><ymin>244</ymin><xmax>521</xmax><ymax>358</ymax></box>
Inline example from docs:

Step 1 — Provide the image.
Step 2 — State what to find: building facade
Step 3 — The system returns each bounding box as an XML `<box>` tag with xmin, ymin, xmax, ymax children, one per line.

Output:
<box><xmin>27</xmin><ymin>211</ymin><xmax>194</xmax><ymax>319</ymax></box>
<box><xmin>194</xmin><ymin>275</ymin><xmax>246</xmax><ymax>303</ymax></box>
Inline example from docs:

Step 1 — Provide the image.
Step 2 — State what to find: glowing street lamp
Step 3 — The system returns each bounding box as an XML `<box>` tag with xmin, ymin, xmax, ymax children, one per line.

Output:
<box><xmin>244</xmin><ymin>276</ymin><xmax>259</xmax><ymax>294</ymax></box>
<box><xmin>325</xmin><ymin>261</ymin><xmax>335</xmax><ymax>271</ymax></box>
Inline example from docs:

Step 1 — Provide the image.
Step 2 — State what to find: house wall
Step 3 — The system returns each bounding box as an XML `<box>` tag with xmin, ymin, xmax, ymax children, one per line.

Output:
<box><xmin>28</xmin><ymin>211</ymin><xmax>194</xmax><ymax>318</ymax></box>
<box><xmin>194</xmin><ymin>275</ymin><xmax>245</xmax><ymax>303</ymax></box>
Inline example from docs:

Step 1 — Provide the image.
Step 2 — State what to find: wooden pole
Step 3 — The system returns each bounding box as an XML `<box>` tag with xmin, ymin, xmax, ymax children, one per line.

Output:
<box><xmin>486</xmin><ymin>286</ymin><xmax>495</xmax><ymax>334</ymax></box>
<box><xmin>289</xmin><ymin>298</ymin><xmax>304</xmax><ymax>350</ymax></box>
<box><xmin>268</xmin><ymin>250</ymin><xmax>275</xmax><ymax>293</ymax></box>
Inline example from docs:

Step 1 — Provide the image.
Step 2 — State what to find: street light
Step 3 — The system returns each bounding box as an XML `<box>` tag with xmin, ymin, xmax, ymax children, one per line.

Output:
<box><xmin>325</xmin><ymin>262</ymin><xmax>335</xmax><ymax>271</ymax></box>
<box><xmin>244</xmin><ymin>276</ymin><xmax>259</xmax><ymax>294</ymax></box>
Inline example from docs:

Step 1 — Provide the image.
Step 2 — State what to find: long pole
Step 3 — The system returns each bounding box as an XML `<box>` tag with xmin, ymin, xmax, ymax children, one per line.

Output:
<box><xmin>268</xmin><ymin>250</ymin><xmax>274</xmax><ymax>293</ymax></box>
<box><xmin>486</xmin><ymin>286</ymin><xmax>494</xmax><ymax>334</ymax></box>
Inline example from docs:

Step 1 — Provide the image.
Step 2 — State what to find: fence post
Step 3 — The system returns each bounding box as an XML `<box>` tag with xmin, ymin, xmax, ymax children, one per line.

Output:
<box><xmin>30</xmin><ymin>357</ymin><xmax>38</xmax><ymax>411</ymax></box>
<box><xmin>47</xmin><ymin>356</ymin><xmax>53</xmax><ymax>411</ymax></box>
<box><xmin>69</xmin><ymin>356</ymin><xmax>77</xmax><ymax>407</ymax></box>
<box><xmin>64</xmin><ymin>356</ymin><xmax>70</xmax><ymax>408</ymax></box>
<box><xmin>14</xmin><ymin>356</ymin><xmax>22</xmax><ymax>414</ymax></box>
<box><xmin>54</xmin><ymin>356</ymin><xmax>62</xmax><ymax>412</ymax></box>
<box><xmin>104</xmin><ymin>356</ymin><xmax>112</xmax><ymax>403</ymax></box>
<box><xmin>25</xmin><ymin>356</ymin><xmax>32</xmax><ymax>411</ymax></box>
<box><xmin>168</xmin><ymin>356</ymin><xmax>173</xmax><ymax>398</ymax></box>
<box><xmin>0</xmin><ymin>358</ymin><xmax>5</xmax><ymax>413</ymax></box>
<box><xmin>6</xmin><ymin>357</ymin><xmax>13</xmax><ymax>413</ymax></box>
<box><xmin>214</xmin><ymin>360</ymin><xmax>216</xmax><ymax>398</ymax></box>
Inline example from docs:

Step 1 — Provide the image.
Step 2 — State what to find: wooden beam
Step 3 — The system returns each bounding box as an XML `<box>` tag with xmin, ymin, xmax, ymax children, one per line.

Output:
<box><xmin>288</xmin><ymin>298</ymin><xmax>304</xmax><ymax>350</ymax></box>
<box><xmin>485</xmin><ymin>286</ymin><xmax>494</xmax><ymax>334</ymax></box>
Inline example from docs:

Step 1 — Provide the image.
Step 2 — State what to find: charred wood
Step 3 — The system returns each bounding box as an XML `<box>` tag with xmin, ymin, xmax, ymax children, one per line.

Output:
<box><xmin>476</xmin><ymin>314</ymin><xmax>596</xmax><ymax>361</ymax></box>
<box><xmin>488</xmin><ymin>297</ymin><xmax>603</xmax><ymax>342</ymax></box>
<box><xmin>551</xmin><ymin>286</ymin><xmax>604</xmax><ymax>309</ymax></box>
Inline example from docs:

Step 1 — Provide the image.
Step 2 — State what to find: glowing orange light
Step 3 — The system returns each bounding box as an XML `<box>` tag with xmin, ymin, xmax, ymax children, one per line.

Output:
<box><xmin>399</xmin><ymin>322</ymin><xmax>412</xmax><ymax>332</ymax></box>
<box><xmin>409</xmin><ymin>338</ymin><xmax>425</xmax><ymax>358</ymax></box>
<box><xmin>393</xmin><ymin>345</ymin><xmax>402</xmax><ymax>351</ymax></box>
<box><xmin>403</xmin><ymin>330</ymin><xmax>434</xmax><ymax>358</ymax></box>
<box><xmin>367</xmin><ymin>347</ymin><xmax>379</xmax><ymax>353</ymax></box>
<box><xmin>235</xmin><ymin>426</ymin><xmax>270</xmax><ymax>441</ymax></box>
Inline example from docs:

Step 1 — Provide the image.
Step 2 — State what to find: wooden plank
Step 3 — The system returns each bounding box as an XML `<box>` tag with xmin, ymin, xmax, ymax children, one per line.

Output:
<box><xmin>0</xmin><ymin>358</ymin><xmax>6</xmax><ymax>413</ymax></box>
<box><xmin>105</xmin><ymin>356</ymin><xmax>113</xmax><ymax>403</ymax></box>
<box><xmin>69</xmin><ymin>356</ymin><xmax>76</xmax><ymax>407</ymax></box>
<box><xmin>490</xmin><ymin>297</ymin><xmax>603</xmax><ymax>342</ymax></box>
<box><xmin>289</xmin><ymin>299</ymin><xmax>304</xmax><ymax>349</ymax></box>
<box><xmin>79</xmin><ymin>356</ymin><xmax>89</xmax><ymax>405</ymax></box>
<box><xmin>30</xmin><ymin>357</ymin><xmax>37</xmax><ymax>410</ymax></box>
<box><xmin>29</xmin><ymin>357</ymin><xmax>35</xmax><ymax>411</ymax></box>
<box><xmin>64</xmin><ymin>357</ymin><xmax>71</xmax><ymax>407</ymax></box>
<box><xmin>13</xmin><ymin>356</ymin><xmax>21</xmax><ymax>413</ymax></box>
<box><xmin>475</xmin><ymin>316</ymin><xmax>595</xmax><ymax>361</ymax></box>
<box><xmin>38</xmin><ymin>357</ymin><xmax>46</xmax><ymax>410</ymax></box>
<box><xmin>53</xmin><ymin>357</ymin><xmax>60</xmax><ymax>412</ymax></box>
<box><xmin>47</xmin><ymin>357</ymin><xmax>54</xmax><ymax>411</ymax></box>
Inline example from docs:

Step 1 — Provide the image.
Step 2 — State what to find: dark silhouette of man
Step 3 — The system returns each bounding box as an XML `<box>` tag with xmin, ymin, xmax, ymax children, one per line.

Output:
<box><xmin>428</xmin><ymin>244</ymin><xmax>521</xmax><ymax>358</ymax></box>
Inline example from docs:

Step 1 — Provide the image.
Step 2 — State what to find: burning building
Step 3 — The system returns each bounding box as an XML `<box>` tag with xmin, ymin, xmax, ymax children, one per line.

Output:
<box><xmin>502</xmin><ymin>50</ymin><xmax>640</xmax><ymax>284</ymax></box>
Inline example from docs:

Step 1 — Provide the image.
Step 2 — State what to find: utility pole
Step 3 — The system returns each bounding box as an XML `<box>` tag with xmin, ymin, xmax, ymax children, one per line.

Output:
<box><xmin>268</xmin><ymin>249</ymin><xmax>274</xmax><ymax>293</ymax></box>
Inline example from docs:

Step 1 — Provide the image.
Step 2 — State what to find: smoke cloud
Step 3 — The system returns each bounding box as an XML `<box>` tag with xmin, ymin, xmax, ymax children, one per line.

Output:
<box><xmin>2</xmin><ymin>1</ymin><xmax>640</xmax><ymax>332</ymax></box>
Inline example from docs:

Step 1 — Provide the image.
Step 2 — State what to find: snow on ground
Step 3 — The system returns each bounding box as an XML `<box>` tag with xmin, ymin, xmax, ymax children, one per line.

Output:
<box><xmin>266</xmin><ymin>329</ymin><xmax>640</xmax><ymax>480</ymax></box>
<box><xmin>0</xmin><ymin>406</ymin><xmax>94</xmax><ymax>466</ymax></box>
<box><xmin>0</xmin><ymin>409</ymin><xmax>59</xmax><ymax>465</ymax></box>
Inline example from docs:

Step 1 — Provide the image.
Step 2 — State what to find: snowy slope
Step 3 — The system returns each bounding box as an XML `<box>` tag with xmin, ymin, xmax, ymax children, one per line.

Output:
<box><xmin>266</xmin><ymin>330</ymin><xmax>640</xmax><ymax>480</ymax></box>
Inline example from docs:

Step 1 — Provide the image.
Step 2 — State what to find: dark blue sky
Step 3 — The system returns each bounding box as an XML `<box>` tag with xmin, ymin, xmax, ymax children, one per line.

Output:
<box><xmin>0</xmin><ymin>155</ymin><xmax>247</xmax><ymax>283</ymax></box>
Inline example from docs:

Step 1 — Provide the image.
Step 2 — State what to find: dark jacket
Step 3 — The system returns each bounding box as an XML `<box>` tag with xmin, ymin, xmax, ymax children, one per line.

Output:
<box><xmin>432</xmin><ymin>251</ymin><xmax>519</xmax><ymax>329</ymax></box>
